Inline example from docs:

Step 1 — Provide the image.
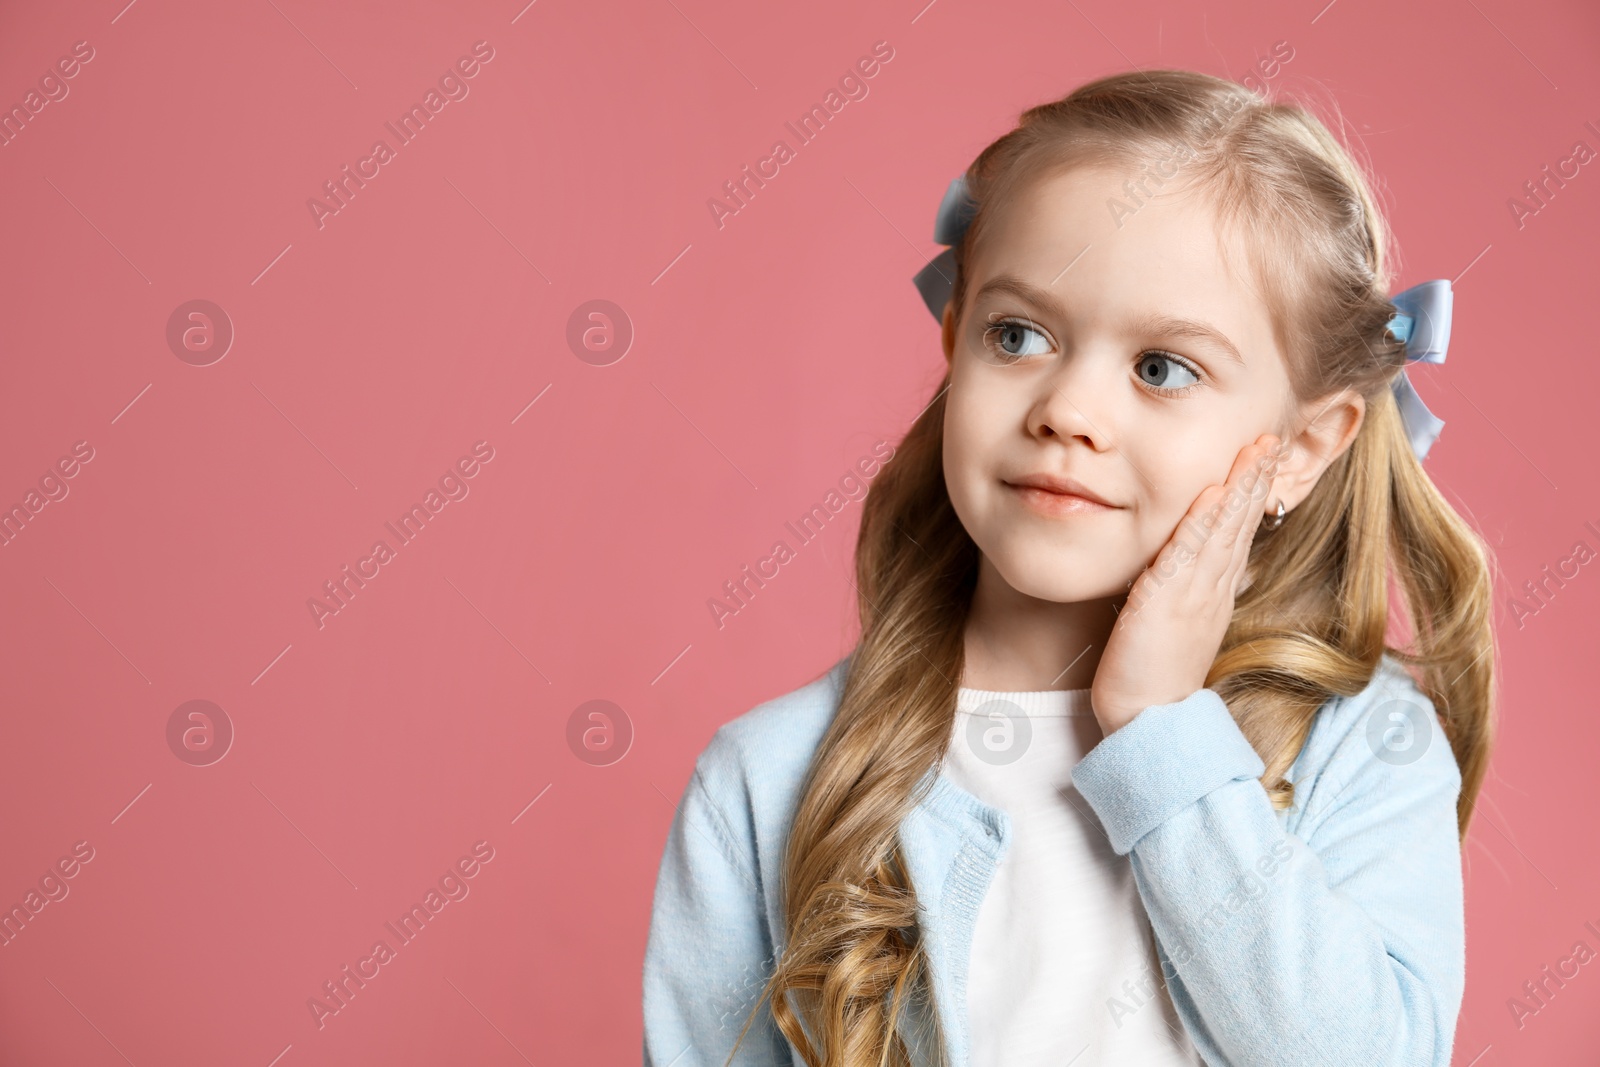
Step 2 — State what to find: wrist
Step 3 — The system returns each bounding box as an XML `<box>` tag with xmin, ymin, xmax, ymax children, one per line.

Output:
<box><xmin>1093</xmin><ymin>689</ymin><xmax>1204</xmax><ymax>736</ymax></box>
<box><xmin>1092</xmin><ymin>703</ymin><xmax>1140</xmax><ymax>736</ymax></box>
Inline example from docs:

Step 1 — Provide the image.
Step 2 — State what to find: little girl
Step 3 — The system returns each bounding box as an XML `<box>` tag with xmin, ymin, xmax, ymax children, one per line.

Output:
<box><xmin>642</xmin><ymin>69</ymin><xmax>1495</xmax><ymax>1067</ymax></box>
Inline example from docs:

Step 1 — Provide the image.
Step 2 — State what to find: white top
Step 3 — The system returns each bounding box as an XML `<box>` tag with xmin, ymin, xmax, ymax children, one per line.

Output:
<box><xmin>942</xmin><ymin>685</ymin><xmax>1203</xmax><ymax>1066</ymax></box>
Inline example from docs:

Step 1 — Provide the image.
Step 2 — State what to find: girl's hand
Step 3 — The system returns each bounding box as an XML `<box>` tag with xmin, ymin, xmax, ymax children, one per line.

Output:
<box><xmin>1089</xmin><ymin>434</ymin><xmax>1284</xmax><ymax>736</ymax></box>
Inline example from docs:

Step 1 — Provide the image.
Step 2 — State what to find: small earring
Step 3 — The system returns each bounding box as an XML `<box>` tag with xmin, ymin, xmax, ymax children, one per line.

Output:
<box><xmin>1266</xmin><ymin>499</ymin><xmax>1286</xmax><ymax>529</ymax></box>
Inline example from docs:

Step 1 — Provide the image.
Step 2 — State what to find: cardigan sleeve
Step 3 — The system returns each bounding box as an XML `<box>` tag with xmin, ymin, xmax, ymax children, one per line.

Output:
<box><xmin>1070</xmin><ymin>677</ymin><xmax>1465</xmax><ymax>1067</ymax></box>
<box><xmin>642</xmin><ymin>752</ymin><xmax>793</xmax><ymax>1067</ymax></box>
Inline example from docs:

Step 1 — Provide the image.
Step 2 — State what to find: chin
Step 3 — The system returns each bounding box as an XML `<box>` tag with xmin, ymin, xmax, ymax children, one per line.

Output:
<box><xmin>987</xmin><ymin>541</ymin><xmax>1127</xmax><ymax>604</ymax></box>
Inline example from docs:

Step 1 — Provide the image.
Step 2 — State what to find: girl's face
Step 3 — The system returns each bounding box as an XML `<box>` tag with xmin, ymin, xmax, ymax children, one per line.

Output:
<box><xmin>942</xmin><ymin>164</ymin><xmax>1296</xmax><ymax>604</ymax></box>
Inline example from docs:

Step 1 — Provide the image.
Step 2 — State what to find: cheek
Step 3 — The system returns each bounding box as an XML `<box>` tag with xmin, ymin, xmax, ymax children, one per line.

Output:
<box><xmin>1135</xmin><ymin>452</ymin><xmax>1231</xmax><ymax>551</ymax></box>
<box><xmin>940</xmin><ymin>416</ymin><xmax>982</xmax><ymax>528</ymax></box>
<box><xmin>942</xmin><ymin>386</ymin><xmax>996</xmax><ymax>479</ymax></box>
<box><xmin>941</xmin><ymin>389</ymin><xmax>1009</xmax><ymax>532</ymax></box>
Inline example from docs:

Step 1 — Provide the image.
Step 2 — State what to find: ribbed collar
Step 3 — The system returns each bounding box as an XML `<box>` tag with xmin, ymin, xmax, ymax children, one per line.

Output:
<box><xmin>954</xmin><ymin>685</ymin><xmax>1095</xmax><ymax>717</ymax></box>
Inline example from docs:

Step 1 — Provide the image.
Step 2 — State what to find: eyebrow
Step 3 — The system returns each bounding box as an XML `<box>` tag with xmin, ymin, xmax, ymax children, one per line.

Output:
<box><xmin>971</xmin><ymin>274</ymin><xmax>1247</xmax><ymax>368</ymax></box>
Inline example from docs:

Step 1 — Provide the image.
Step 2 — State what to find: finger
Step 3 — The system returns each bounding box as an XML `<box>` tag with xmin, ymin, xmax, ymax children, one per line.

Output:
<box><xmin>1195</xmin><ymin>438</ymin><xmax>1276</xmax><ymax>584</ymax></box>
<box><xmin>1215</xmin><ymin>442</ymin><xmax>1278</xmax><ymax>596</ymax></box>
<box><xmin>1169</xmin><ymin>482</ymin><xmax>1227</xmax><ymax>572</ymax></box>
<box><xmin>1230</xmin><ymin>463</ymin><xmax>1273</xmax><ymax>592</ymax></box>
<box><xmin>1227</xmin><ymin>438</ymin><xmax>1280</xmax><ymax>590</ymax></box>
<box><xmin>1168</xmin><ymin>433</ymin><xmax>1278</xmax><ymax>589</ymax></box>
<box><xmin>1237</xmin><ymin>437</ymin><xmax>1279</xmax><ymax>523</ymax></box>
<box><xmin>1134</xmin><ymin>486</ymin><xmax>1214</xmax><ymax>609</ymax></box>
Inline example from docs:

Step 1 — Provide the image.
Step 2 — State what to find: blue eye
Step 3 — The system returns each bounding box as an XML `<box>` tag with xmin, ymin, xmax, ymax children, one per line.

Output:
<box><xmin>1136</xmin><ymin>350</ymin><xmax>1202</xmax><ymax>394</ymax></box>
<box><xmin>982</xmin><ymin>317</ymin><xmax>1052</xmax><ymax>361</ymax></box>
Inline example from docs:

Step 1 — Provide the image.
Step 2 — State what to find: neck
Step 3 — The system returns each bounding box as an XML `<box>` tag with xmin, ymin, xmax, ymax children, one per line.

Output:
<box><xmin>961</xmin><ymin>553</ymin><xmax>1121</xmax><ymax>691</ymax></box>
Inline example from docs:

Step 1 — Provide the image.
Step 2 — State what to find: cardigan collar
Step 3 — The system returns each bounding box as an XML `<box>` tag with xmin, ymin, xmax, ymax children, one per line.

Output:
<box><xmin>890</xmin><ymin>763</ymin><xmax>1013</xmax><ymax>1067</ymax></box>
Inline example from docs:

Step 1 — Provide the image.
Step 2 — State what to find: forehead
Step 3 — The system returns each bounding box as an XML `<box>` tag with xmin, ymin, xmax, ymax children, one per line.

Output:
<box><xmin>965</xmin><ymin>164</ymin><xmax>1278</xmax><ymax>362</ymax></box>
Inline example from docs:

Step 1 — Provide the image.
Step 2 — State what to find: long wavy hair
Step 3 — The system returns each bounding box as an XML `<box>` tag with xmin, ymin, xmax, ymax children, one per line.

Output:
<box><xmin>725</xmin><ymin>68</ymin><xmax>1497</xmax><ymax>1067</ymax></box>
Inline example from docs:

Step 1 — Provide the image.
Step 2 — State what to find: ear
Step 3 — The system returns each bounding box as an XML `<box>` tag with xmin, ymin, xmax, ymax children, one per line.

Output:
<box><xmin>940</xmin><ymin>299</ymin><xmax>958</xmax><ymax>365</ymax></box>
<box><xmin>1271</xmin><ymin>387</ymin><xmax>1366</xmax><ymax>514</ymax></box>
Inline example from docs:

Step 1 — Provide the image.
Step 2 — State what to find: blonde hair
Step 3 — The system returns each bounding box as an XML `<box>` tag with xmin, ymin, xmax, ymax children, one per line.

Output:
<box><xmin>725</xmin><ymin>68</ymin><xmax>1497</xmax><ymax>1067</ymax></box>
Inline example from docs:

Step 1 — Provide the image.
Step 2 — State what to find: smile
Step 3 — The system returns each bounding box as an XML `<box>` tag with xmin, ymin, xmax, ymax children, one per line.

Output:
<box><xmin>1004</xmin><ymin>481</ymin><xmax>1119</xmax><ymax>517</ymax></box>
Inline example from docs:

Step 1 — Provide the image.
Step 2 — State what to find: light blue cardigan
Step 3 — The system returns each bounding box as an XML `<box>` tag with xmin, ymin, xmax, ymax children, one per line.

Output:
<box><xmin>642</xmin><ymin>651</ymin><xmax>1465</xmax><ymax>1066</ymax></box>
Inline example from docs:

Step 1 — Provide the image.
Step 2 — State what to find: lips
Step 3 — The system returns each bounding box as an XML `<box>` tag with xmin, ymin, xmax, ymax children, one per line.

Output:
<box><xmin>1003</xmin><ymin>473</ymin><xmax>1120</xmax><ymax>508</ymax></box>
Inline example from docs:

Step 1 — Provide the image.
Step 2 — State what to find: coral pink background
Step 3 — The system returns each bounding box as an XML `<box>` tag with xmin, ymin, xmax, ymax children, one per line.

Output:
<box><xmin>0</xmin><ymin>0</ymin><xmax>1596</xmax><ymax>1063</ymax></box>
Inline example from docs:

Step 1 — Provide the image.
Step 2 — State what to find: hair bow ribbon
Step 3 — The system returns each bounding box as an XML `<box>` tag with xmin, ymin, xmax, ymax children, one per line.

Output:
<box><xmin>910</xmin><ymin>174</ymin><xmax>1454</xmax><ymax>461</ymax></box>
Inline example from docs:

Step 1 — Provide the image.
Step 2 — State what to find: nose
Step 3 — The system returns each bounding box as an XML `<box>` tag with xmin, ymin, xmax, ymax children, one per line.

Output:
<box><xmin>1026</xmin><ymin>348</ymin><xmax>1118</xmax><ymax>451</ymax></box>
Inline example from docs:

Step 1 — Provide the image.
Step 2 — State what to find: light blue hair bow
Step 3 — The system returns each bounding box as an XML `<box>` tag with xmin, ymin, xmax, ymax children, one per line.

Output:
<box><xmin>911</xmin><ymin>175</ymin><xmax>1454</xmax><ymax>461</ymax></box>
